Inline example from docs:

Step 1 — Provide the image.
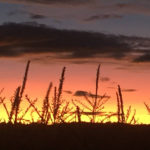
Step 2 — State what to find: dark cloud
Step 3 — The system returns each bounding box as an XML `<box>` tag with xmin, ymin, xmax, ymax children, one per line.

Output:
<box><xmin>0</xmin><ymin>22</ymin><xmax>132</xmax><ymax>61</ymax></box>
<box><xmin>122</xmin><ymin>89</ymin><xmax>137</xmax><ymax>92</ymax></box>
<box><xmin>133</xmin><ymin>53</ymin><xmax>150</xmax><ymax>63</ymax></box>
<box><xmin>100</xmin><ymin>77</ymin><xmax>110</xmax><ymax>82</ymax></box>
<box><xmin>1</xmin><ymin>22</ymin><xmax>150</xmax><ymax>64</ymax></box>
<box><xmin>30</xmin><ymin>14</ymin><xmax>46</xmax><ymax>19</ymax></box>
<box><xmin>107</xmin><ymin>86</ymin><xmax>137</xmax><ymax>92</ymax></box>
<box><xmin>64</xmin><ymin>90</ymin><xmax>73</xmax><ymax>94</ymax></box>
<box><xmin>85</xmin><ymin>14</ymin><xmax>122</xmax><ymax>21</ymax></box>
<box><xmin>74</xmin><ymin>90</ymin><xmax>88</xmax><ymax>97</ymax></box>
<box><xmin>74</xmin><ymin>90</ymin><xmax>110</xmax><ymax>99</ymax></box>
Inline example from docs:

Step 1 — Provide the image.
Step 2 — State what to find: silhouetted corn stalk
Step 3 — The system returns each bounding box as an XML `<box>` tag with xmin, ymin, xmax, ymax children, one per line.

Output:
<box><xmin>52</xmin><ymin>86</ymin><xmax>57</xmax><ymax>123</ymax></box>
<box><xmin>72</xmin><ymin>65</ymin><xmax>109</xmax><ymax>123</ymax></box>
<box><xmin>76</xmin><ymin>106</ymin><xmax>81</xmax><ymax>123</ymax></box>
<box><xmin>41</xmin><ymin>82</ymin><xmax>53</xmax><ymax>124</ymax></box>
<box><xmin>117</xmin><ymin>85</ymin><xmax>125</xmax><ymax>123</ymax></box>
<box><xmin>9</xmin><ymin>60</ymin><xmax>30</xmax><ymax>124</ymax></box>
<box><xmin>95</xmin><ymin>64</ymin><xmax>100</xmax><ymax>107</ymax></box>
<box><xmin>116</xmin><ymin>86</ymin><xmax>137</xmax><ymax>124</ymax></box>
<box><xmin>52</xmin><ymin>67</ymin><xmax>66</xmax><ymax>123</ymax></box>
<box><xmin>20</xmin><ymin>60</ymin><xmax>30</xmax><ymax>99</ymax></box>
<box><xmin>92</xmin><ymin>64</ymin><xmax>100</xmax><ymax>122</ymax></box>
<box><xmin>116</xmin><ymin>92</ymin><xmax>121</xmax><ymax>123</ymax></box>
<box><xmin>9</xmin><ymin>86</ymin><xmax>21</xmax><ymax>123</ymax></box>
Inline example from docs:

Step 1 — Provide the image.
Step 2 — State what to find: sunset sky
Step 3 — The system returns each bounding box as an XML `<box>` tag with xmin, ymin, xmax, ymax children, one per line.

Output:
<box><xmin>0</xmin><ymin>0</ymin><xmax>150</xmax><ymax>123</ymax></box>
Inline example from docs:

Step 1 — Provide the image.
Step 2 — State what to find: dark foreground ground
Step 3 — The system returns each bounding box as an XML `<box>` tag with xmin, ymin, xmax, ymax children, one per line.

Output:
<box><xmin>0</xmin><ymin>122</ymin><xmax>150</xmax><ymax>150</ymax></box>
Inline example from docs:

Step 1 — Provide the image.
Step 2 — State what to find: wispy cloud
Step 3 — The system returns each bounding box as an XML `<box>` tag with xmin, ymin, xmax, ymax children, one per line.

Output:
<box><xmin>85</xmin><ymin>14</ymin><xmax>122</xmax><ymax>22</ymax></box>
<box><xmin>100</xmin><ymin>77</ymin><xmax>110</xmax><ymax>82</ymax></box>
<box><xmin>74</xmin><ymin>90</ymin><xmax>110</xmax><ymax>98</ymax></box>
<box><xmin>74</xmin><ymin>90</ymin><xmax>88</xmax><ymax>97</ymax></box>
<box><xmin>30</xmin><ymin>14</ymin><xmax>46</xmax><ymax>19</ymax></box>
<box><xmin>64</xmin><ymin>90</ymin><xmax>73</xmax><ymax>94</ymax></box>
<box><xmin>0</xmin><ymin>0</ymin><xmax>92</xmax><ymax>5</ymax></box>
<box><xmin>122</xmin><ymin>89</ymin><xmax>137</xmax><ymax>92</ymax></box>
<box><xmin>107</xmin><ymin>87</ymin><xmax>137</xmax><ymax>92</ymax></box>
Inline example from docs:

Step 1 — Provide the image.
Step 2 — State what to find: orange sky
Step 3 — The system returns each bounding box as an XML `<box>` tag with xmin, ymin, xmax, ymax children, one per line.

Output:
<box><xmin>0</xmin><ymin>59</ymin><xmax>150</xmax><ymax>124</ymax></box>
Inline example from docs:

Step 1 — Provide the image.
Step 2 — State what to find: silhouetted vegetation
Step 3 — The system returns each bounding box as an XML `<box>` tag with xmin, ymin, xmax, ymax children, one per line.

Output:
<box><xmin>0</xmin><ymin>61</ymin><xmax>139</xmax><ymax>124</ymax></box>
<box><xmin>0</xmin><ymin>61</ymin><xmax>150</xmax><ymax>150</ymax></box>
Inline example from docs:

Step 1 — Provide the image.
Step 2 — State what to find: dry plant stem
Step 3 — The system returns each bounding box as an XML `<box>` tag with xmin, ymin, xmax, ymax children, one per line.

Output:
<box><xmin>61</xmin><ymin>107</ymin><xmax>74</xmax><ymax>122</ymax></box>
<box><xmin>9</xmin><ymin>86</ymin><xmax>21</xmax><ymax>123</ymax></box>
<box><xmin>9</xmin><ymin>61</ymin><xmax>30</xmax><ymax>124</ymax></box>
<box><xmin>76</xmin><ymin>106</ymin><xmax>81</xmax><ymax>123</ymax></box>
<box><xmin>126</xmin><ymin>106</ymin><xmax>131</xmax><ymax>122</ymax></box>
<box><xmin>30</xmin><ymin>110</ymin><xmax>34</xmax><ymax>123</ymax></box>
<box><xmin>118</xmin><ymin>85</ymin><xmax>125</xmax><ymax>123</ymax></box>
<box><xmin>14</xmin><ymin>87</ymin><xmax>22</xmax><ymax>124</ymax></box>
<box><xmin>129</xmin><ymin>109</ymin><xmax>136</xmax><ymax>124</ymax></box>
<box><xmin>53</xmin><ymin>86</ymin><xmax>57</xmax><ymax>123</ymax></box>
<box><xmin>53</xmin><ymin>67</ymin><xmax>66</xmax><ymax>123</ymax></box>
<box><xmin>93</xmin><ymin>64</ymin><xmax>100</xmax><ymax>122</ymax></box>
<box><xmin>59</xmin><ymin>102</ymin><xmax>70</xmax><ymax>122</ymax></box>
<box><xmin>1</xmin><ymin>98</ymin><xmax>9</xmax><ymax>118</ymax></box>
<box><xmin>25</xmin><ymin>95</ymin><xmax>42</xmax><ymax>119</ymax></box>
<box><xmin>20</xmin><ymin>98</ymin><xmax>38</xmax><ymax>120</ymax></box>
<box><xmin>0</xmin><ymin>97</ymin><xmax>9</xmax><ymax>118</ymax></box>
<box><xmin>68</xmin><ymin>115</ymin><xmax>76</xmax><ymax>123</ymax></box>
<box><xmin>15</xmin><ymin>61</ymin><xmax>30</xmax><ymax>123</ymax></box>
<box><xmin>42</xmin><ymin>82</ymin><xmax>53</xmax><ymax>124</ymax></box>
<box><xmin>57</xmin><ymin>67</ymin><xmax>66</xmax><ymax>104</ymax></box>
<box><xmin>72</xmin><ymin>64</ymin><xmax>109</xmax><ymax>123</ymax></box>
<box><xmin>101</xmin><ymin>113</ymin><xmax>117</xmax><ymax>123</ymax></box>
<box><xmin>144</xmin><ymin>102</ymin><xmax>150</xmax><ymax>114</ymax></box>
<box><xmin>20</xmin><ymin>60</ymin><xmax>30</xmax><ymax>99</ymax></box>
<box><xmin>116</xmin><ymin>92</ymin><xmax>121</xmax><ymax>123</ymax></box>
<box><xmin>74</xmin><ymin>99</ymin><xmax>92</xmax><ymax>111</ymax></box>
<box><xmin>95</xmin><ymin>64</ymin><xmax>100</xmax><ymax>107</ymax></box>
<box><xmin>45</xmin><ymin>111</ymin><xmax>52</xmax><ymax>125</ymax></box>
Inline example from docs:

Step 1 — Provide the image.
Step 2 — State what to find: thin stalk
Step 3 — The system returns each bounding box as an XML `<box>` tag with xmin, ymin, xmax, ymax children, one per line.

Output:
<box><xmin>42</xmin><ymin>82</ymin><xmax>53</xmax><ymax>124</ymax></box>
<box><xmin>118</xmin><ymin>85</ymin><xmax>125</xmax><ymax>123</ymax></box>
<box><xmin>93</xmin><ymin>64</ymin><xmax>100</xmax><ymax>122</ymax></box>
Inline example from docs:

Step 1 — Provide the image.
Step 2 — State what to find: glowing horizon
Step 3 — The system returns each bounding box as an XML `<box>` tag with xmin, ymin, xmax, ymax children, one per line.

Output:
<box><xmin>0</xmin><ymin>60</ymin><xmax>150</xmax><ymax>124</ymax></box>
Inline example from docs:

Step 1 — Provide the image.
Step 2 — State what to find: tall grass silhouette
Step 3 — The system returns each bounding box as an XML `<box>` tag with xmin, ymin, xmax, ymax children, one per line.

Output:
<box><xmin>0</xmin><ymin>61</ymin><xmax>139</xmax><ymax>124</ymax></box>
<box><xmin>9</xmin><ymin>60</ymin><xmax>30</xmax><ymax>124</ymax></box>
<box><xmin>116</xmin><ymin>85</ymin><xmax>137</xmax><ymax>124</ymax></box>
<box><xmin>72</xmin><ymin>65</ymin><xmax>110</xmax><ymax>123</ymax></box>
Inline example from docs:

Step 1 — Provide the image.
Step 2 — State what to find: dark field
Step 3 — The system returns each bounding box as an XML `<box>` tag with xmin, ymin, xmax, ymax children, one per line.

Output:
<box><xmin>0</xmin><ymin>123</ymin><xmax>150</xmax><ymax>150</ymax></box>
